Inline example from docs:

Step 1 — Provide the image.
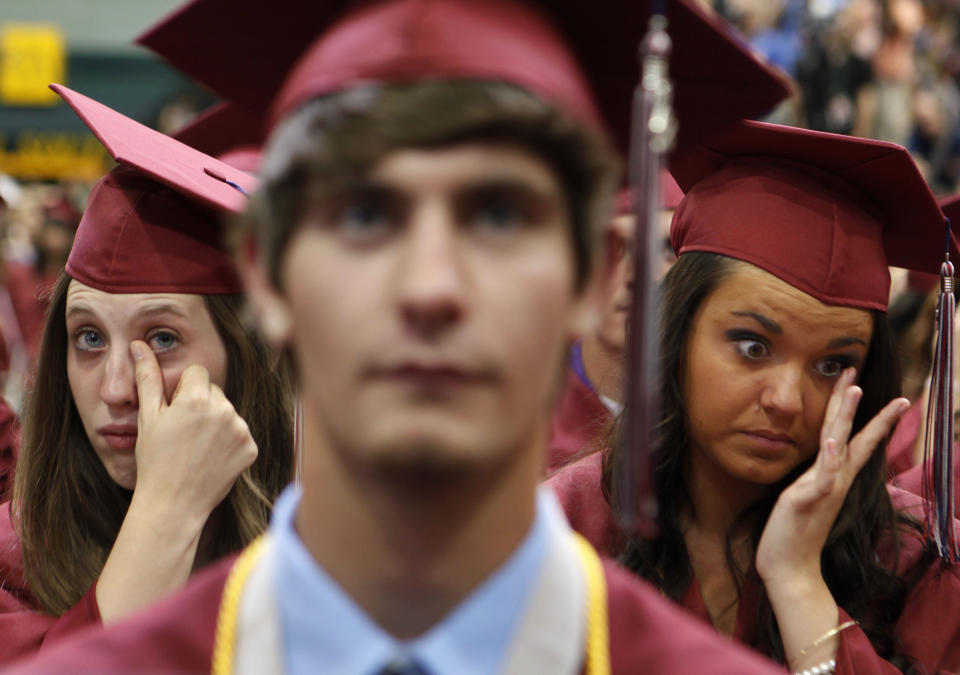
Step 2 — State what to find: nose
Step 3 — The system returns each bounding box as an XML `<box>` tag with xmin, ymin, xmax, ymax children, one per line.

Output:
<box><xmin>395</xmin><ymin>202</ymin><xmax>466</xmax><ymax>339</ymax></box>
<box><xmin>759</xmin><ymin>363</ymin><xmax>804</xmax><ymax>420</ymax></box>
<box><xmin>99</xmin><ymin>345</ymin><xmax>138</xmax><ymax>409</ymax></box>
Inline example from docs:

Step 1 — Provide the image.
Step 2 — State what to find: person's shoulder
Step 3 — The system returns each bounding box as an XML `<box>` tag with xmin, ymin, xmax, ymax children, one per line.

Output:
<box><xmin>546</xmin><ymin>452</ymin><xmax>625</xmax><ymax>557</ymax></box>
<box><xmin>603</xmin><ymin>560</ymin><xmax>781</xmax><ymax>674</ymax></box>
<box><xmin>3</xmin><ymin>554</ymin><xmax>239</xmax><ymax>674</ymax></box>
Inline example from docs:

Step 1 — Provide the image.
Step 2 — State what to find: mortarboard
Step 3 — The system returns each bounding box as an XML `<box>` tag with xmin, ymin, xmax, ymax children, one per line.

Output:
<box><xmin>136</xmin><ymin>0</ymin><xmax>791</xmax><ymax>156</ymax></box>
<box><xmin>215</xmin><ymin>146</ymin><xmax>262</xmax><ymax>174</ymax></box>
<box><xmin>171</xmin><ymin>100</ymin><xmax>265</xmax><ymax>175</ymax></box>
<box><xmin>670</xmin><ymin>120</ymin><xmax>957</xmax><ymax>312</ymax></box>
<box><xmin>52</xmin><ymin>84</ymin><xmax>256</xmax><ymax>295</ymax></box>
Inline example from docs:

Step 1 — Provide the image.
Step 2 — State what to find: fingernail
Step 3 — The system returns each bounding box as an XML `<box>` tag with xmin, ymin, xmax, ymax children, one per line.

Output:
<box><xmin>130</xmin><ymin>342</ymin><xmax>143</xmax><ymax>362</ymax></box>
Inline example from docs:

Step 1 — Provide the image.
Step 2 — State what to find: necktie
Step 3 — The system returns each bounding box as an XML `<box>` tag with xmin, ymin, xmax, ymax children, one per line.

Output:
<box><xmin>379</xmin><ymin>656</ymin><xmax>428</xmax><ymax>675</ymax></box>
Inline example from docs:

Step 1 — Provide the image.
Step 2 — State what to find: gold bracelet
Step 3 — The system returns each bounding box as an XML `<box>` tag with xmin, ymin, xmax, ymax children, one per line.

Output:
<box><xmin>798</xmin><ymin>620</ymin><xmax>859</xmax><ymax>659</ymax></box>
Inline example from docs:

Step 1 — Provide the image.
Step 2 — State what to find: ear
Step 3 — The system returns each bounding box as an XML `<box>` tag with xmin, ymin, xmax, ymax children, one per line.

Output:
<box><xmin>236</xmin><ymin>235</ymin><xmax>293</xmax><ymax>348</ymax></box>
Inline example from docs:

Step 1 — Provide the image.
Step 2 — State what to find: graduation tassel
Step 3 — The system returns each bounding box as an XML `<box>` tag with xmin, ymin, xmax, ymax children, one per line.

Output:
<box><xmin>617</xmin><ymin>3</ymin><xmax>675</xmax><ymax>539</ymax></box>
<box><xmin>922</xmin><ymin>217</ymin><xmax>958</xmax><ymax>562</ymax></box>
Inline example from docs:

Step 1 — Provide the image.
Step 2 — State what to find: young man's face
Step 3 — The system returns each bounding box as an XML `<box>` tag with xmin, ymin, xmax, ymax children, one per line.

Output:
<box><xmin>251</xmin><ymin>142</ymin><xmax>598</xmax><ymax>474</ymax></box>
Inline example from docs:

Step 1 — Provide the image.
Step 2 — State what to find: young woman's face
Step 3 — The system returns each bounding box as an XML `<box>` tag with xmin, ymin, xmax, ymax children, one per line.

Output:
<box><xmin>683</xmin><ymin>261</ymin><xmax>873</xmax><ymax>487</ymax></box>
<box><xmin>65</xmin><ymin>280</ymin><xmax>228</xmax><ymax>489</ymax></box>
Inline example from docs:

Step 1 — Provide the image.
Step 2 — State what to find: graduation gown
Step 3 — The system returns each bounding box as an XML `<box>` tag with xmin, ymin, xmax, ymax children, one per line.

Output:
<box><xmin>547</xmin><ymin>369</ymin><xmax>612</xmax><ymax>475</ymax></box>
<box><xmin>4</xmin><ymin>533</ymin><xmax>785</xmax><ymax>674</ymax></box>
<box><xmin>0</xmin><ymin>503</ymin><xmax>101</xmax><ymax>664</ymax></box>
<box><xmin>886</xmin><ymin>400</ymin><xmax>923</xmax><ymax>479</ymax></box>
<box><xmin>885</xmin><ymin>400</ymin><xmax>960</xmax><ymax>513</ymax></box>
<box><xmin>548</xmin><ymin>452</ymin><xmax>960</xmax><ymax>674</ymax></box>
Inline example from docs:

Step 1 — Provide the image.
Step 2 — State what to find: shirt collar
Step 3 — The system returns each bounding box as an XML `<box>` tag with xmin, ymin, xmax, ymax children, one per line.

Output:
<box><xmin>271</xmin><ymin>484</ymin><xmax>557</xmax><ymax>675</ymax></box>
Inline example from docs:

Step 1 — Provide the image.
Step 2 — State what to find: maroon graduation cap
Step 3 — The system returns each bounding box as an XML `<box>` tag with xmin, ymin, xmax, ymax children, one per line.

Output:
<box><xmin>171</xmin><ymin>100</ymin><xmax>265</xmax><ymax>172</ymax></box>
<box><xmin>52</xmin><ymin>84</ymin><xmax>255</xmax><ymax>294</ymax></box>
<box><xmin>136</xmin><ymin>0</ymin><xmax>790</xmax><ymax>155</ymax></box>
<box><xmin>671</xmin><ymin>119</ymin><xmax>957</xmax><ymax>311</ymax></box>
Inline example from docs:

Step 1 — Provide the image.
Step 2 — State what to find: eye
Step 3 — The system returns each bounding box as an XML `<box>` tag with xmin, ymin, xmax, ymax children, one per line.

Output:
<box><xmin>473</xmin><ymin>201</ymin><xmax>525</xmax><ymax>230</ymax></box>
<box><xmin>73</xmin><ymin>328</ymin><xmax>105</xmax><ymax>351</ymax></box>
<box><xmin>733</xmin><ymin>337</ymin><xmax>770</xmax><ymax>360</ymax></box>
<box><xmin>815</xmin><ymin>357</ymin><xmax>853</xmax><ymax>378</ymax></box>
<box><xmin>337</xmin><ymin>202</ymin><xmax>392</xmax><ymax>241</ymax></box>
<box><xmin>146</xmin><ymin>330</ymin><xmax>180</xmax><ymax>353</ymax></box>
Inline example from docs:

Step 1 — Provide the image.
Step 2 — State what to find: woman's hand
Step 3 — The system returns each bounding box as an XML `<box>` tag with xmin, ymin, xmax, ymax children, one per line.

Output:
<box><xmin>756</xmin><ymin>368</ymin><xmax>908</xmax><ymax>582</ymax></box>
<box><xmin>96</xmin><ymin>341</ymin><xmax>258</xmax><ymax>624</ymax></box>
<box><xmin>755</xmin><ymin>367</ymin><xmax>909</xmax><ymax>668</ymax></box>
<box><xmin>129</xmin><ymin>339</ymin><xmax>258</xmax><ymax>526</ymax></box>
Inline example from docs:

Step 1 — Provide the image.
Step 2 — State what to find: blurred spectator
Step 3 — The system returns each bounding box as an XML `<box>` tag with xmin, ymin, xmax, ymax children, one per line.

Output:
<box><xmin>795</xmin><ymin>0</ymin><xmax>878</xmax><ymax>135</ymax></box>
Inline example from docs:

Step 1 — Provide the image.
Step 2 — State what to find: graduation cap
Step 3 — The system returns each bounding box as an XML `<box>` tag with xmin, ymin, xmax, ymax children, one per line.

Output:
<box><xmin>171</xmin><ymin>101</ymin><xmax>265</xmax><ymax>174</ymax></box>
<box><xmin>135</xmin><ymin>0</ymin><xmax>790</xmax><ymax>155</ymax></box>
<box><xmin>671</xmin><ymin>120</ymin><xmax>957</xmax><ymax>311</ymax></box>
<box><xmin>52</xmin><ymin>84</ymin><xmax>256</xmax><ymax>295</ymax></box>
<box><xmin>671</xmin><ymin>119</ymin><xmax>959</xmax><ymax>560</ymax></box>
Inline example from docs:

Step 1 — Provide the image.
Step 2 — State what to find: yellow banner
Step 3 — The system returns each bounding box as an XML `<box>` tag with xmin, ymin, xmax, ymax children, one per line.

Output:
<box><xmin>0</xmin><ymin>23</ymin><xmax>66</xmax><ymax>106</ymax></box>
<box><xmin>0</xmin><ymin>132</ymin><xmax>110</xmax><ymax>180</ymax></box>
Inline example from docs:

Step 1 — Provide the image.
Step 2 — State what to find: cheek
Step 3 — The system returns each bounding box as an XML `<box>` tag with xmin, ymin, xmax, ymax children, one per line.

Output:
<box><xmin>478</xmin><ymin>253</ymin><xmax>575</xmax><ymax>392</ymax></box>
<box><xmin>66</xmin><ymin>351</ymin><xmax>93</xmax><ymax>416</ymax></box>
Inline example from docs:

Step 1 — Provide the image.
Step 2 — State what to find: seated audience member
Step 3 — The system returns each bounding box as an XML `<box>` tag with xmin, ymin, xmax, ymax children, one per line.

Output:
<box><xmin>0</xmin><ymin>86</ymin><xmax>293</xmax><ymax>663</ymax></box>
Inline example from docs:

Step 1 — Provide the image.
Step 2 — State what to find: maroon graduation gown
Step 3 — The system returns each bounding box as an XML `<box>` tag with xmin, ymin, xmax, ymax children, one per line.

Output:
<box><xmin>885</xmin><ymin>400</ymin><xmax>960</xmax><ymax>513</ymax></box>
<box><xmin>548</xmin><ymin>452</ymin><xmax>960</xmax><ymax>674</ymax></box>
<box><xmin>547</xmin><ymin>370</ymin><xmax>612</xmax><ymax>475</ymax></box>
<box><xmin>4</xmin><ymin>544</ymin><xmax>786</xmax><ymax>674</ymax></box>
<box><xmin>0</xmin><ymin>503</ymin><xmax>101</xmax><ymax>665</ymax></box>
<box><xmin>886</xmin><ymin>399</ymin><xmax>922</xmax><ymax>479</ymax></box>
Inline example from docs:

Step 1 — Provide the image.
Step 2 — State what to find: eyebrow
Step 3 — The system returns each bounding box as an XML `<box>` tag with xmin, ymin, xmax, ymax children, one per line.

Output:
<box><xmin>337</xmin><ymin>177</ymin><xmax>558</xmax><ymax>204</ymax></box>
<box><xmin>826</xmin><ymin>336</ymin><xmax>868</xmax><ymax>349</ymax></box>
<box><xmin>65</xmin><ymin>304</ymin><xmax>95</xmax><ymax>321</ymax></box>
<box><xmin>731</xmin><ymin>311</ymin><xmax>868</xmax><ymax>349</ymax></box>
<box><xmin>136</xmin><ymin>304</ymin><xmax>190</xmax><ymax>320</ymax></box>
<box><xmin>64</xmin><ymin>303</ymin><xmax>190</xmax><ymax>322</ymax></box>
<box><xmin>730</xmin><ymin>311</ymin><xmax>782</xmax><ymax>334</ymax></box>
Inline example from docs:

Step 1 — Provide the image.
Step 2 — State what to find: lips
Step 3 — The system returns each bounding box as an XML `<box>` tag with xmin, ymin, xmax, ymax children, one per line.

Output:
<box><xmin>369</xmin><ymin>361</ymin><xmax>494</xmax><ymax>388</ymax></box>
<box><xmin>740</xmin><ymin>429</ymin><xmax>796</xmax><ymax>451</ymax></box>
<box><xmin>98</xmin><ymin>424</ymin><xmax>137</xmax><ymax>451</ymax></box>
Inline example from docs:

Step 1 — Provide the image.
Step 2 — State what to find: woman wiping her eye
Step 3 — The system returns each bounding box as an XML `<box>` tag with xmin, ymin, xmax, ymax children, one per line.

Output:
<box><xmin>549</xmin><ymin>120</ymin><xmax>960</xmax><ymax>674</ymax></box>
<box><xmin>0</xmin><ymin>87</ymin><xmax>293</xmax><ymax>663</ymax></box>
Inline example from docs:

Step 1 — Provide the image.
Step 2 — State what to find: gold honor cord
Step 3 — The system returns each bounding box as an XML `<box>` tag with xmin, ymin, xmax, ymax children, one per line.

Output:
<box><xmin>572</xmin><ymin>533</ymin><xmax>611</xmax><ymax>675</ymax></box>
<box><xmin>211</xmin><ymin>535</ymin><xmax>268</xmax><ymax>675</ymax></box>
<box><xmin>211</xmin><ymin>533</ymin><xmax>611</xmax><ymax>675</ymax></box>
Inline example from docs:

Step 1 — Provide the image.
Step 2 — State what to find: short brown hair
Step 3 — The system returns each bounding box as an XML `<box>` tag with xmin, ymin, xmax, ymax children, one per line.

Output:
<box><xmin>235</xmin><ymin>80</ymin><xmax>620</xmax><ymax>288</ymax></box>
<box><xmin>13</xmin><ymin>273</ymin><xmax>294</xmax><ymax>616</ymax></box>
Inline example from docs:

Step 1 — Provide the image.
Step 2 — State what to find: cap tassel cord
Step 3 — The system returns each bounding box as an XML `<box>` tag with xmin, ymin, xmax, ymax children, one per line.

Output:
<box><xmin>922</xmin><ymin>220</ymin><xmax>958</xmax><ymax>562</ymax></box>
<box><xmin>618</xmin><ymin>9</ymin><xmax>675</xmax><ymax>538</ymax></box>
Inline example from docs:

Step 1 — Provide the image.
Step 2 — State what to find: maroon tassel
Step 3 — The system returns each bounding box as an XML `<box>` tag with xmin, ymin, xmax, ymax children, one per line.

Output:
<box><xmin>617</xmin><ymin>10</ymin><xmax>675</xmax><ymax>539</ymax></box>
<box><xmin>922</xmin><ymin>248</ymin><xmax>958</xmax><ymax>562</ymax></box>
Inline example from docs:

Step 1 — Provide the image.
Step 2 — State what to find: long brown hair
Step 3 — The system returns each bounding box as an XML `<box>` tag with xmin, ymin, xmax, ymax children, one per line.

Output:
<box><xmin>13</xmin><ymin>273</ymin><xmax>294</xmax><ymax>615</ymax></box>
<box><xmin>610</xmin><ymin>252</ymin><xmax>935</xmax><ymax>671</ymax></box>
